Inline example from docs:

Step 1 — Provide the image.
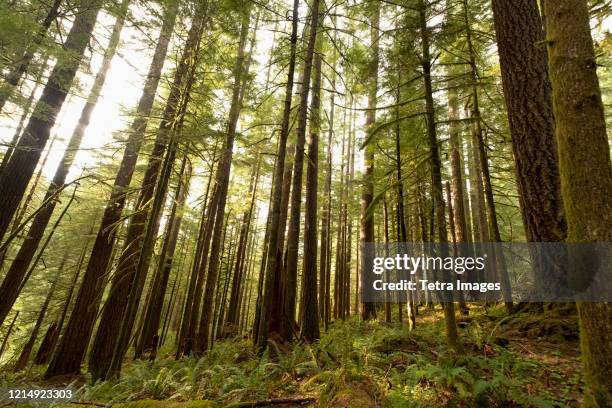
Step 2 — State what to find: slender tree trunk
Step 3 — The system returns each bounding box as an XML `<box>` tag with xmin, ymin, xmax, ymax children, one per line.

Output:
<box><xmin>0</xmin><ymin>0</ymin><xmax>101</xmax><ymax>243</ymax></box>
<box><xmin>45</xmin><ymin>1</ymin><xmax>178</xmax><ymax>378</ymax></box>
<box><xmin>383</xmin><ymin>196</ymin><xmax>392</xmax><ymax>323</ymax></box>
<box><xmin>14</xmin><ymin>267</ymin><xmax>60</xmax><ymax>371</ymax></box>
<box><xmin>465</xmin><ymin>2</ymin><xmax>513</xmax><ymax>310</ymax></box>
<box><xmin>178</xmin><ymin>141</ymin><xmax>218</xmax><ymax>357</ymax></box>
<box><xmin>417</xmin><ymin>0</ymin><xmax>462</xmax><ymax>353</ymax></box>
<box><xmin>544</xmin><ymin>1</ymin><xmax>612</xmax><ymax>404</ymax></box>
<box><xmin>225</xmin><ymin>159</ymin><xmax>260</xmax><ymax>335</ymax></box>
<box><xmin>34</xmin><ymin>228</ymin><xmax>91</xmax><ymax>366</ymax></box>
<box><xmin>195</xmin><ymin>9</ymin><xmax>251</xmax><ymax>354</ymax></box>
<box><xmin>299</xmin><ymin>48</ymin><xmax>322</xmax><ymax>342</ymax></box>
<box><xmin>319</xmin><ymin>68</ymin><xmax>334</xmax><ymax>326</ymax></box>
<box><xmin>256</xmin><ymin>0</ymin><xmax>302</xmax><ymax>349</ymax></box>
<box><xmin>13</xmin><ymin>270</ymin><xmax>59</xmax><ymax>371</ymax></box>
<box><xmin>360</xmin><ymin>1</ymin><xmax>380</xmax><ymax>320</ymax></box>
<box><xmin>136</xmin><ymin>156</ymin><xmax>192</xmax><ymax>358</ymax></box>
<box><xmin>0</xmin><ymin>311</ymin><xmax>19</xmax><ymax>360</ymax></box>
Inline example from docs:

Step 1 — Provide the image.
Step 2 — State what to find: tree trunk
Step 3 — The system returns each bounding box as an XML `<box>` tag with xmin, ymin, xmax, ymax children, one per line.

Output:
<box><xmin>0</xmin><ymin>0</ymin><xmax>100</xmax><ymax>243</ymax></box>
<box><xmin>45</xmin><ymin>0</ymin><xmax>178</xmax><ymax>378</ymax></box>
<box><xmin>225</xmin><ymin>159</ymin><xmax>260</xmax><ymax>335</ymax></box>
<box><xmin>383</xmin><ymin>196</ymin><xmax>392</xmax><ymax>323</ymax></box>
<box><xmin>0</xmin><ymin>53</ymin><xmax>49</xmax><ymax>175</ymax></box>
<box><xmin>491</xmin><ymin>0</ymin><xmax>567</xmax><ymax>296</ymax></box>
<box><xmin>417</xmin><ymin>0</ymin><xmax>462</xmax><ymax>354</ymax></box>
<box><xmin>136</xmin><ymin>156</ymin><xmax>192</xmax><ymax>358</ymax></box>
<box><xmin>299</xmin><ymin>47</ymin><xmax>322</xmax><ymax>343</ymax></box>
<box><xmin>319</xmin><ymin>61</ymin><xmax>334</xmax><ymax>326</ymax></box>
<box><xmin>88</xmin><ymin>1</ymin><xmax>207</xmax><ymax>379</ymax></box>
<box><xmin>360</xmin><ymin>1</ymin><xmax>379</xmax><ymax>321</ymax></box>
<box><xmin>256</xmin><ymin>0</ymin><xmax>303</xmax><ymax>349</ymax></box>
<box><xmin>195</xmin><ymin>9</ymin><xmax>251</xmax><ymax>354</ymax></box>
<box><xmin>544</xmin><ymin>1</ymin><xmax>612</xmax><ymax>404</ymax></box>
<box><xmin>0</xmin><ymin>311</ymin><xmax>19</xmax><ymax>360</ymax></box>
<box><xmin>14</xmin><ymin>267</ymin><xmax>60</xmax><ymax>371</ymax></box>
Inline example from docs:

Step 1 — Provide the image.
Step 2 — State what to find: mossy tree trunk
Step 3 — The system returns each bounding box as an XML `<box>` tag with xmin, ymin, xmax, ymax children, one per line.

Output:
<box><xmin>544</xmin><ymin>1</ymin><xmax>612</xmax><ymax>405</ymax></box>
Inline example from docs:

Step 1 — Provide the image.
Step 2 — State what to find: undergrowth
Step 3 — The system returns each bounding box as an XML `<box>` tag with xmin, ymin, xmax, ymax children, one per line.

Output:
<box><xmin>0</xmin><ymin>305</ymin><xmax>584</xmax><ymax>407</ymax></box>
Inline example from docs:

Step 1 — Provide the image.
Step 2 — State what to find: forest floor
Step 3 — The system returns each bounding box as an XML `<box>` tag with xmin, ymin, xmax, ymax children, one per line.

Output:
<box><xmin>0</xmin><ymin>305</ymin><xmax>585</xmax><ymax>407</ymax></box>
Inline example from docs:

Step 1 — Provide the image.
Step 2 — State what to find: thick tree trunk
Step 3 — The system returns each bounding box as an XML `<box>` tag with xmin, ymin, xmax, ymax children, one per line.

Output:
<box><xmin>45</xmin><ymin>1</ymin><xmax>178</xmax><ymax>378</ymax></box>
<box><xmin>544</xmin><ymin>1</ymin><xmax>612</xmax><ymax>405</ymax></box>
<box><xmin>491</xmin><ymin>0</ymin><xmax>565</xmax><ymax>243</ymax></box>
<box><xmin>0</xmin><ymin>0</ymin><xmax>100</xmax><ymax>243</ymax></box>
<box><xmin>491</xmin><ymin>0</ymin><xmax>566</xmax><ymax>298</ymax></box>
<box><xmin>0</xmin><ymin>0</ymin><xmax>129</xmax><ymax>327</ymax></box>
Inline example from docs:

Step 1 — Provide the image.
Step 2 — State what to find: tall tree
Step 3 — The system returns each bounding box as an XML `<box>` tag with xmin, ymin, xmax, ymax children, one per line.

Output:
<box><xmin>256</xmin><ymin>0</ymin><xmax>300</xmax><ymax>349</ymax></box>
<box><xmin>279</xmin><ymin>0</ymin><xmax>321</xmax><ymax>342</ymax></box>
<box><xmin>299</xmin><ymin>46</ymin><xmax>322</xmax><ymax>342</ymax></box>
<box><xmin>544</xmin><ymin>0</ymin><xmax>612</xmax><ymax>404</ymax></box>
<box><xmin>45</xmin><ymin>0</ymin><xmax>179</xmax><ymax>378</ymax></box>
<box><xmin>360</xmin><ymin>0</ymin><xmax>379</xmax><ymax>321</ymax></box>
<box><xmin>417</xmin><ymin>0</ymin><xmax>462</xmax><ymax>353</ymax></box>
<box><xmin>195</xmin><ymin>7</ymin><xmax>252</xmax><ymax>354</ymax></box>
<box><xmin>491</xmin><ymin>0</ymin><xmax>567</xmax><ymax>293</ymax></box>
<box><xmin>136</xmin><ymin>155</ymin><xmax>192</xmax><ymax>358</ymax></box>
<box><xmin>89</xmin><ymin>1</ymin><xmax>208</xmax><ymax>380</ymax></box>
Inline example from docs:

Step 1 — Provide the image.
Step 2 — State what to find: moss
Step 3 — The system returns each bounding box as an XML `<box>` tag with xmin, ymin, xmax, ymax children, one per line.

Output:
<box><xmin>115</xmin><ymin>400</ymin><xmax>217</xmax><ymax>408</ymax></box>
<box><xmin>329</xmin><ymin>386</ymin><xmax>377</xmax><ymax>408</ymax></box>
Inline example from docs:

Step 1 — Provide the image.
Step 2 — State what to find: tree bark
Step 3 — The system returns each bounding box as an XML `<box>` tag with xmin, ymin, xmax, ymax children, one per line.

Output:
<box><xmin>225</xmin><ymin>159</ymin><xmax>260</xmax><ymax>336</ymax></box>
<box><xmin>544</xmin><ymin>1</ymin><xmax>612</xmax><ymax>405</ymax></box>
<box><xmin>491</xmin><ymin>0</ymin><xmax>567</xmax><ymax>295</ymax></box>
<box><xmin>256</xmin><ymin>0</ymin><xmax>302</xmax><ymax>349</ymax></box>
